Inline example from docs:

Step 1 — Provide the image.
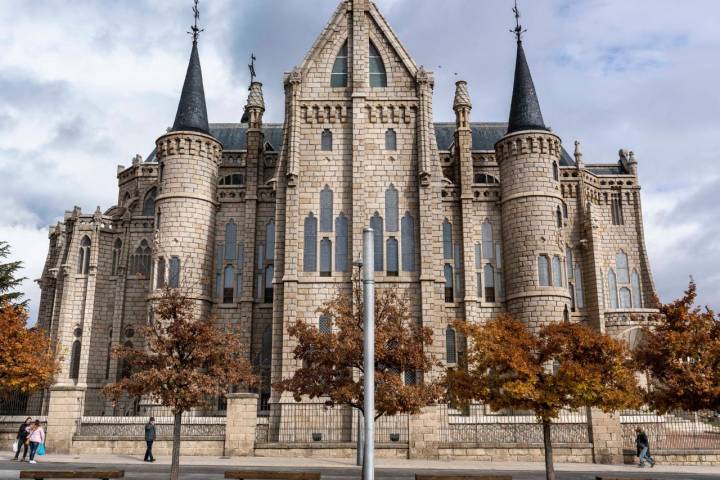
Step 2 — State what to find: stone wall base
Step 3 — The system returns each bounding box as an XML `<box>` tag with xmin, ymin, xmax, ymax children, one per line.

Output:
<box><xmin>71</xmin><ymin>437</ymin><xmax>224</xmax><ymax>456</ymax></box>
<box><xmin>254</xmin><ymin>444</ymin><xmax>408</xmax><ymax>459</ymax></box>
<box><xmin>623</xmin><ymin>449</ymin><xmax>720</xmax><ymax>466</ymax></box>
<box><xmin>437</xmin><ymin>444</ymin><xmax>594</xmax><ymax>463</ymax></box>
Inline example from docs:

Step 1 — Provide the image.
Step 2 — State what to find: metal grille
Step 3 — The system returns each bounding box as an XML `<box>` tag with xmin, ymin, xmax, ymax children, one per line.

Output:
<box><xmin>621</xmin><ymin>409</ymin><xmax>720</xmax><ymax>450</ymax></box>
<box><xmin>0</xmin><ymin>391</ymin><xmax>47</xmax><ymax>416</ymax></box>
<box><xmin>439</xmin><ymin>404</ymin><xmax>590</xmax><ymax>445</ymax></box>
<box><xmin>77</xmin><ymin>416</ymin><xmax>225</xmax><ymax>438</ymax></box>
<box><xmin>255</xmin><ymin>403</ymin><xmax>408</xmax><ymax>445</ymax></box>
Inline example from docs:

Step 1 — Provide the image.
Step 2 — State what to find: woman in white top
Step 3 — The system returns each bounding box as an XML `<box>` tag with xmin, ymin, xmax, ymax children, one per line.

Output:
<box><xmin>27</xmin><ymin>420</ymin><xmax>45</xmax><ymax>464</ymax></box>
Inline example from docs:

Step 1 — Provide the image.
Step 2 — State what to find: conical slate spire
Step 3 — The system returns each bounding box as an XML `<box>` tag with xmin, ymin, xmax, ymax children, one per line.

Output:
<box><xmin>172</xmin><ymin>41</ymin><xmax>210</xmax><ymax>135</ymax></box>
<box><xmin>507</xmin><ymin>40</ymin><xmax>547</xmax><ymax>134</ymax></box>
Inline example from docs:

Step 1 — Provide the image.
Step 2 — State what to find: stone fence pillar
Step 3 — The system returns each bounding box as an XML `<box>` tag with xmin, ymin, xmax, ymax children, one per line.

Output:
<box><xmin>45</xmin><ymin>386</ymin><xmax>85</xmax><ymax>454</ymax></box>
<box><xmin>588</xmin><ymin>407</ymin><xmax>624</xmax><ymax>464</ymax></box>
<box><xmin>408</xmin><ymin>404</ymin><xmax>442</xmax><ymax>459</ymax></box>
<box><xmin>224</xmin><ymin>393</ymin><xmax>258</xmax><ymax>457</ymax></box>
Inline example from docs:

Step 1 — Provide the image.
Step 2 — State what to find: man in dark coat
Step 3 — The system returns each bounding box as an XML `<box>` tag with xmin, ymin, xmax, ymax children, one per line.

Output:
<box><xmin>635</xmin><ymin>427</ymin><xmax>655</xmax><ymax>467</ymax></box>
<box><xmin>144</xmin><ymin>417</ymin><xmax>156</xmax><ymax>462</ymax></box>
<box><xmin>12</xmin><ymin>417</ymin><xmax>31</xmax><ymax>461</ymax></box>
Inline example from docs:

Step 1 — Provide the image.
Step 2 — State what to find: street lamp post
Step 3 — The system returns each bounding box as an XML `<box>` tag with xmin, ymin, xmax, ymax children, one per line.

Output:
<box><xmin>362</xmin><ymin>228</ymin><xmax>375</xmax><ymax>480</ymax></box>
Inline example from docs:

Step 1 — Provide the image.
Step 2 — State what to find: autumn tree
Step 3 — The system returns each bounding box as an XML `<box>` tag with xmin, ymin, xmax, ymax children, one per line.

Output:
<box><xmin>277</xmin><ymin>276</ymin><xmax>443</xmax><ymax>423</ymax></box>
<box><xmin>0</xmin><ymin>241</ymin><xmax>27</xmax><ymax>308</ymax></box>
<box><xmin>634</xmin><ymin>281</ymin><xmax>720</xmax><ymax>413</ymax></box>
<box><xmin>104</xmin><ymin>287</ymin><xmax>256</xmax><ymax>480</ymax></box>
<box><xmin>447</xmin><ymin>315</ymin><xmax>641</xmax><ymax>480</ymax></box>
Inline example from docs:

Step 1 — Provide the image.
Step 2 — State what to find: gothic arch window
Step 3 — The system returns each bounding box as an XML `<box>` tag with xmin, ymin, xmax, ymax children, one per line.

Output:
<box><xmin>482</xmin><ymin>220</ymin><xmax>493</xmax><ymax>259</ymax></box>
<box><xmin>442</xmin><ymin>219</ymin><xmax>453</xmax><ymax>260</ymax></box>
<box><xmin>156</xmin><ymin>257</ymin><xmax>166</xmax><ymax>289</ymax></box>
<box><xmin>169</xmin><ymin>256</ymin><xmax>180</xmax><ymax>288</ymax></box>
<box><xmin>574</xmin><ymin>264</ymin><xmax>585</xmax><ymax>309</ymax></box>
<box><xmin>556</xmin><ymin>207</ymin><xmax>563</xmax><ymax>228</ymax></box>
<box><xmin>565</xmin><ymin>247</ymin><xmax>573</xmax><ymax>280</ymax></box>
<box><xmin>330</xmin><ymin>40</ymin><xmax>348</xmax><ymax>87</ymax></box>
<box><xmin>303</xmin><ymin>213</ymin><xmax>318</xmax><ymax>272</ymax></box>
<box><xmin>538</xmin><ymin>255</ymin><xmax>551</xmax><ymax>287</ymax></box>
<box><xmin>385</xmin><ymin>184</ymin><xmax>399</xmax><ymax>232</ymax></box>
<box><xmin>123</xmin><ymin>191</ymin><xmax>132</xmax><ymax>207</ymax></box>
<box><xmin>616</xmin><ymin>251</ymin><xmax>630</xmax><ymax>283</ymax></box>
<box><xmin>608</xmin><ymin>269</ymin><xmax>618</xmax><ymax>309</ymax></box>
<box><xmin>130</xmin><ymin>240</ymin><xmax>151</xmax><ymax>276</ymax></box>
<box><xmin>370</xmin><ymin>213</ymin><xmax>384</xmax><ymax>272</ymax></box>
<box><xmin>225</xmin><ymin>220</ymin><xmax>237</xmax><ymax>260</ymax></box>
<box><xmin>484</xmin><ymin>264</ymin><xmax>496</xmax><ymax>302</ymax></box>
<box><xmin>320</xmin><ymin>186</ymin><xmax>333</xmax><ymax>232</ymax></box>
<box><xmin>223</xmin><ymin>265</ymin><xmax>235</xmax><ymax>303</ymax></box>
<box><xmin>552</xmin><ymin>161</ymin><xmax>559</xmax><ymax>181</ymax></box>
<box><xmin>335</xmin><ymin>213</ymin><xmax>349</xmax><ymax>272</ymax></box>
<box><xmin>369</xmin><ymin>41</ymin><xmax>387</xmax><ymax>87</ymax></box>
<box><xmin>619</xmin><ymin>287</ymin><xmax>632</xmax><ymax>309</ymax></box>
<box><xmin>320</xmin><ymin>238</ymin><xmax>332</xmax><ymax>277</ymax></box>
<box><xmin>446</xmin><ymin>327</ymin><xmax>457</xmax><ymax>364</ymax></box>
<box><xmin>143</xmin><ymin>187</ymin><xmax>157</xmax><ymax>216</ymax></box>
<box><xmin>69</xmin><ymin>340</ymin><xmax>81</xmax><ymax>380</ymax></box>
<box><xmin>265</xmin><ymin>220</ymin><xmax>275</xmax><ymax>260</ymax></box>
<box><xmin>631</xmin><ymin>270</ymin><xmax>642</xmax><ymax>308</ymax></box>
<box><xmin>444</xmin><ymin>264</ymin><xmax>454</xmax><ymax>303</ymax></box>
<box><xmin>386</xmin><ymin>237</ymin><xmax>399</xmax><ymax>276</ymax></box>
<box><xmin>385</xmin><ymin>129</ymin><xmax>397</xmax><ymax>151</ymax></box>
<box><xmin>111</xmin><ymin>239</ymin><xmax>122</xmax><ymax>276</ymax></box>
<box><xmin>552</xmin><ymin>255</ymin><xmax>563</xmax><ymax>287</ymax></box>
<box><xmin>321</xmin><ymin>129</ymin><xmax>333</xmax><ymax>151</ymax></box>
<box><xmin>401</xmin><ymin>213</ymin><xmax>415</xmax><ymax>272</ymax></box>
<box><xmin>78</xmin><ymin>235</ymin><xmax>91</xmax><ymax>274</ymax></box>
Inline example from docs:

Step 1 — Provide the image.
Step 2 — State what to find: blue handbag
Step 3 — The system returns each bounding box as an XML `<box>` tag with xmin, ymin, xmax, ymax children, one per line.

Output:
<box><xmin>37</xmin><ymin>443</ymin><xmax>45</xmax><ymax>456</ymax></box>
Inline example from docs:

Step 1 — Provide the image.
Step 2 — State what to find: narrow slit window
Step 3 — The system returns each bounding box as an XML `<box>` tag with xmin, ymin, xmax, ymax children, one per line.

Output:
<box><xmin>169</xmin><ymin>256</ymin><xmax>180</xmax><ymax>288</ymax></box>
<box><xmin>78</xmin><ymin>236</ymin><xmax>91</xmax><ymax>274</ymax></box>
<box><xmin>156</xmin><ymin>257</ymin><xmax>166</xmax><ymax>289</ymax></box>
<box><xmin>225</xmin><ymin>220</ymin><xmax>237</xmax><ymax>260</ymax></box>
<box><xmin>386</xmin><ymin>237</ymin><xmax>399</xmax><ymax>276</ymax></box>
<box><xmin>482</xmin><ymin>220</ymin><xmax>493</xmax><ymax>259</ymax></box>
<box><xmin>370</xmin><ymin>213</ymin><xmax>384</xmax><ymax>272</ymax></box>
<box><xmin>446</xmin><ymin>327</ymin><xmax>457</xmax><ymax>364</ymax></box>
<box><xmin>552</xmin><ymin>255</ymin><xmax>563</xmax><ymax>287</ymax></box>
<box><xmin>401</xmin><ymin>213</ymin><xmax>415</xmax><ymax>272</ymax></box>
<box><xmin>442</xmin><ymin>219</ymin><xmax>453</xmax><ymax>260</ymax></box>
<box><xmin>484</xmin><ymin>264</ymin><xmax>496</xmax><ymax>302</ymax></box>
<box><xmin>444</xmin><ymin>265</ymin><xmax>454</xmax><ymax>303</ymax></box>
<box><xmin>303</xmin><ymin>214</ymin><xmax>318</xmax><ymax>272</ymax></box>
<box><xmin>223</xmin><ymin>265</ymin><xmax>235</xmax><ymax>303</ymax></box>
<box><xmin>385</xmin><ymin>184</ymin><xmax>399</xmax><ymax>232</ymax></box>
<box><xmin>335</xmin><ymin>214</ymin><xmax>349</xmax><ymax>272</ymax></box>
<box><xmin>631</xmin><ymin>270</ymin><xmax>642</xmax><ymax>308</ymax></box>
<box><xmin>320</xmin><ymin>238</ymin><xmax>332</xmax><ymax>277</ymax></box>
<box><xmin>575</xmin><ymin>264</ymin><xmax>585</xmax><ymax>309</ymax></box>
<box><xmin>320</xmin><ymin>186</ymin><xmax>333</xmax><ymax>232</ymax></box>
<box><xmin>608</xmin><ymin>269</ymin><xmax>618</xmax><ymax>309</ymax></box>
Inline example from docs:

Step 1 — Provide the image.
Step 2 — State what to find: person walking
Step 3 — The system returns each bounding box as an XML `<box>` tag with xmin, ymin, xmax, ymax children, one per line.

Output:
<box><xmin>635</xmin><ymin>427</ymin><xmax>656</xmax><ymax>468</ymax></box>
<box><xmin>26</xmin><ymin>420</ymin><xmax>45</xmax><ymax>464</ymax></box>
<box><xmin>144</xmin><ymin>417</ymin><xmax>156</xmax><ymax>462</ymax></box>
<box><xmin>12</xmin><ymin>417</ymin><xmax>31</xmax><ymax>462</ymax></box>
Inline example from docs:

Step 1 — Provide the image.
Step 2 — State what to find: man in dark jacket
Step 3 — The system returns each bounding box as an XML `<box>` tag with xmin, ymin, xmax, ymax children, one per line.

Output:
<box><xmin>635</xmin><ymin>427</ymin><xmax>655</xmax><ymax>467</ymax></box>
<box><xmin>12</xmin><ymin>417</ymin><xmax>31</xmax><ymax>461</ymax></box>
<box><xmin>144</xmin><ymin>417</ymin><xmax>156</xmax><ymax>462</ymax></box>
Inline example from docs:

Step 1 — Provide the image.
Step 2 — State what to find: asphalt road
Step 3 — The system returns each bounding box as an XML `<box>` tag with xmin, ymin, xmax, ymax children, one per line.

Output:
<box><xmin>1</xmin><ymin>461</ymin><xmax>718</xmax><ymax>480</ymax></box>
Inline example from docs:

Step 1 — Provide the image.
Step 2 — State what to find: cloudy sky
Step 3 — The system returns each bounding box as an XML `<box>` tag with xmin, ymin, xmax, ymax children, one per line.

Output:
<box><xmin>1</xmin><ymin>0</ymin><xmax>717</xmax><ymax>324</ymax></box>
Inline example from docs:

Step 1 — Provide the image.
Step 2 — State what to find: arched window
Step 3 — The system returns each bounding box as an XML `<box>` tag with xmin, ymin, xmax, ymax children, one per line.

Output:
<box><xmin>565</xmin><ymin>247</ymin><xmax>573</xmax><ymax>279</ymax></box>
<box><xmin>321</xmin><ymin>129</ymin><xmax>333</xmax><ymax>151</ymax></box>
<box><xmin>444</xmin><ymin>265</ymin><xmax>454</xmax><ymax>303</ymax></box>
<box><xmin>225</xmin><ymin>220</ymin><xmax>237</xmax><ymax>260</ymax></box>
<box><xmin>552</xmin><ymin>161</ymin><xmax>559</xmax><ymax>181</ymax></box>
<box><xmin>335</xmin><ymin>214</ymin><xmax>349</xmax><ymax>272</ymax></box>
<box><xmin>484</xmin><ymin>264</ymin><xmax>496</xmax><ymax>302</ymax></box>
<box><xmin>264</xmin><ymin>265</ymin><xmax>274</xmax><ymax>303</ymax></box>
<box><xmin>474</xmin><ymin>173</ymin><xmax>500</xmax><ymax>184</ymax></box>
<box><xmin>556</xmin><ymin>207</ymin><xmax>563</xmax><ymax>228</ymax></box>
<box><xmin>482</xmin><ymin>220</ymin><xmax>493</xmax><ymax>259</ymax></box>
<box><xmin>261</xmin><ymin>327</ymin><xmax>272</xmax><ymax>366</ymax></box>
<box><xmin>319</xmin><ymin>316</ymin><xmax>332</xmax><ymax>335</ymax></box>
<box><xmin>563</xmin><ymin>203</ymin><xmax>568</xmax><ymax>219</ymax></box>
<box><xmin>386</xmin><ymin>237</ymin><xmax>399</xmax><ymax>276</ymax></box>
<box><xmin>538</xmin><ymin>255</ymin><xmax>551</xmax><ymax>287</ymax></box>
<box><xmin>631</xmin><ymin>270</ymin><xmax>642</xmax><ymax>308</ymax></box>
<box><xmin>385</xmin><ymin>129</ymin><xmax>397</xmax><ymax>151</ymax></box>
<box><xmin>130</xmin><ymin>240</ymin><xmax>151</xmax><ymax>276</ymax></box>
<box><xmin>401</xmin><ymin>213</ymin><xmax>415</xmax><ymax>272</ymax></box>
<box><xmin>156</xmin><ymin>257</ymin><xmax>166</xmax><ymax>289</ymax></box>
<box><xmin>320</xmin><ymin>186</ymin><xmax>333</xmax><ymax>232</ymax></box>
<box><xmin>446</xmin><ymin>327</ymin><xmax>457</xmax><ymax>364</ymax></box>
<box><xmin>69</xmin><ymin>340</ymin><xmax>81</xmax><ymax>379</ymax></box>
<box><xmin>552</xmin><ymin>255</ymin><xmax>563</xmax><ymax>287</ymax></box>
<box><xmin>330</xmin><ymin>40</ymin><xmax>348</xmax><ymax>87</ymax></box>
<box><xmin>370</xmin><ymin>213</ymin><xmax>384</xmax><ymax>272</ymax></box>
<box><xmin>223</xmin><ymin>265</ymin><xmax>235</xmax><ymax>303</ymax></box>
<box><xmin>111</xmin><ymin>239</ymin><xmax>122</xmax><ymax>276</ymax></box>
<box><xmin>442</xmin><ymin>219</ymin><xmax>453</xmax><ymax>260</ymax></box>
<box><xmin>123</xmin><ymin>191</ymin><xmax>132</xmax><ymax>207</ymax></box>
<box><xmin>169</xmin><ymin>256</ymin><xmax>180</xmax><ymax>288</ymax></box>
<box><xmin>143</xmin><ymin>188</ymin><xmax>157</xmax><ymax>216</ymax></box>
<box><xmin>369</xmin><ymin>41</ymin><xmax>387</xmax><ymax>87</ymax></box>
<box><xmin>608</xmin><ymin>269</ymin><xmax>618</xmax><ymax>309</ymax></box>
<box><xmin>320</xmin><ymin>238</ymin><xmax>332</xmax><ymax>277</ymax></box>
<box><xmin>265</xmin><ymin>220</ymin><xmax>275</xmax><ymax>260</ymax></box>
<box><xmin>78</xmin><ymin>236</ymin><xmax>91</xmax><ymax>274</ymax></box>
<box><xmin>574</xmin><ymin>264</ymin><xmax>585</xmax><ymax>309</ymax></box>
<box><xmin>619</xmin><ymin>287</ymin><xmax>632</xmax><ymax>309</ymax></box>
<box><xmin>303</xmin><ymin>213</ymin><xmax>318</xmax><ymax>272</ymax></box>
<box><xmin>385</xmin><ymin>184</ymin><xmax>399</xmax><ymax>232</ymax></box>
<box><xmin>616</xmin><ymin>251</ymin><xmax>630</xmax><ymax>283</ymax></box>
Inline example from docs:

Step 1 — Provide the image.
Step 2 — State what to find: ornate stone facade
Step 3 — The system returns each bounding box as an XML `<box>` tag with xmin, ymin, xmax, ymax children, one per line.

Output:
<box><xmin>36</xmin><ymin>0</ymin><xmax>657</xmax><ymax>424</ymax></box>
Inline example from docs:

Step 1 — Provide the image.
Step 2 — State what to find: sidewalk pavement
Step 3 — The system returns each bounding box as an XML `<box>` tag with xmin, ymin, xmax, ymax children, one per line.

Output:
<box><xmin>6</xmin><ymin>454</ymin><xmax>720</xmax><ymax>476</ymax></box>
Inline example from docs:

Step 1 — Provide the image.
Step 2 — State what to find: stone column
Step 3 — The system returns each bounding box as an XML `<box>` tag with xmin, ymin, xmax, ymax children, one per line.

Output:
<box><xmin>587</xmin><ymin>407</ymin><xmax>624</xmax><ymax>464</ymax></box>
<box><xmin>224</xmin><ymin>393</ymin><xmax>259</xmax><ymax>457</ymax></box>
<box><xmin>408</xmin><ymin>405</ymin><xmax>442</xmax><ymax>460</ymax></box>
<box><xmin>45</xmin><ymin>386</ymin><xmax>85</xmax><ymax>454</ymax></box>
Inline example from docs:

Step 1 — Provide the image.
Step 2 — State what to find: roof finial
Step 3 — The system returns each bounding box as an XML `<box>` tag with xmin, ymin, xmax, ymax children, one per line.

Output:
<box><xmin>249</xmin><ymin>53</ymin><xmax>257</xmax><ymax>83</ymax></box>
<box><xmin>188</xmin><ymin>0</ymin><xmax>204</xmax><ymax>44</ymax></box>
<box><xmin>511</xmin><ymin>0</ymin><xmax>526</xmax><ymax>43</ymax></box>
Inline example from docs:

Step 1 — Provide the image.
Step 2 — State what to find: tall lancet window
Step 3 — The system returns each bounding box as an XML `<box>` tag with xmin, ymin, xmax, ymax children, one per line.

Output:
<box><xmin>143</xmin><ymin>188</ymin><xmax>157</xmax><ymax>217</ymax></box>
<box><xmin>331</xmin><ymin>40</ymin><xmax>348</xmax><ymax>87</ymax></box>
<box><xmin>386</xmin><ymin>238</ymin><xmax>399</xmax><ymax>276</ymax></box>
<box><xmin>169</xmin><ymin>257</ymin><xmax>180</xmax><ymax>288</ymax></box>
<box><xmin>442</xmin><ymin>219</ymin><xmax>453</xmax><ymax>260</ymax></box>
<box><xmin>303</xmin><ymin>213</ymin><xmax>318</xmax><ymax>272</ymax></box>
<box><xmin>320</xmin><ymin>238</ymin><xmax>332</xmax><ymax>277</ymax></box>
<box><xmin>482</xmin><ymin>220</ymin><xmax>493</xmax><ymax>259</ymax></box>
<box><xmin>385</xmin><ymin>129</ymin><xmax>397</xmax><ymax>151</ymax></box>
<box><xmin>321</xmin><ymin>129</ymin><xmax>333</xmax><ymax>151</ymax></box>
<box><xmin>320</xmin><ymin>186</ymin><xmax>333</xmax><ymax>232</ymax></box>
<box><xmin>369</xmin><ymin>41</ymin><xmax>387</xmax><ymax>87</ymax></box>
<box><xmin>370</xmin><ymin>213</ymin><xmax>384</xmax><ymax>272</ymax></box>
<box><xmin>335</xmin><ymin>213</ymin><xmax>349</xmax><ymax>272</ymax></box>
<box><xmin>78</xmin><ymin>236</ymin><xmax>91</xmax><ymax>274</ymax></box>
<box><xmin>111</xmin><ymin>239</ymin><xmax>122</xmax><ymax>276</ymax></box>
<box><xmin>401</xmin><ymin>213</ymin><xmax>415</xmax><ymax>272</ymax></box>
<box><xmin>385</xmin><ymin>184</ymin><xmax>399</xmax><ymax>232</ymax></box>
<box><xmin>225</xmin><ymin>220</ymin><xmax>237</xmax><ymax>260</ymax></box>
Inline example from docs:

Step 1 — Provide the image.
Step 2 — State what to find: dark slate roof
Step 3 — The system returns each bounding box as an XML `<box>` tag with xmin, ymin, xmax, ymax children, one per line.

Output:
<box><xmin>172</xmin><ymin>42</ymin><xmax>210</xmax><ymax>135</ymax></box>
<box><xmin>586</xmin><ymin>164</ymin><xmax>628</xmax><ymax>175</ymax></box>
<box><xmin>508</xmin><ymin>41</ymin><xmax>547</xmax><ymax>134</ymax></box>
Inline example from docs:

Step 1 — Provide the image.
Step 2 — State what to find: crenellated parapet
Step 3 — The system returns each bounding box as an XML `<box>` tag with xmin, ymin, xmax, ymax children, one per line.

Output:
<box><xmin>155</xmin><ymin>131</ymin><xmax>223</xmax><ymax>165</ymax></box>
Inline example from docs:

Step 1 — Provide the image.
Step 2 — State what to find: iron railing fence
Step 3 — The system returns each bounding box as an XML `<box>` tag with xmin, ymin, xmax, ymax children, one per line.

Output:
<box><xmin>255</xmin><ymin>403</ymin><xmax>408</xmax><ymax>445</ymax></box>
<box><xmin>621</xmin><ymin>409</ymin><xmax>720</xmax><ymax>450</ymax></box>
<box><xmin>439</xmin><ymin>404</ymin><xmax>590</xmax><ymax>445</ymax></box>
<box><xmin>77</xmin><ymin>415</ymin><xmax>225</xmax><ymax>438</ymax></box>
<box><xmin>101</xmin><ymin>397</ymin><xmax>227</xmax><ymax>418</ymax></box>
<box><xmin>0</xmin><ymin>390</ymin><xmax>47</xmax><ymax>416</ymax></box>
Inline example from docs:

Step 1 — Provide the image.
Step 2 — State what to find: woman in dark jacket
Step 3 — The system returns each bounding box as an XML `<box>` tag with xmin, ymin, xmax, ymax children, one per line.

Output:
<box><xmin>12</xmin><ymin>417</ymin><xmax>31</xmax><ymax>462</ymax></box>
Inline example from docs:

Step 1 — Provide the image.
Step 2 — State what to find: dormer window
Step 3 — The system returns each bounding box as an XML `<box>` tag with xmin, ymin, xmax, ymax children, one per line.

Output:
<box><xmin>369</xmin><ymin>42</ymin><xmax>387</xmax><ymax>88</ymax></box>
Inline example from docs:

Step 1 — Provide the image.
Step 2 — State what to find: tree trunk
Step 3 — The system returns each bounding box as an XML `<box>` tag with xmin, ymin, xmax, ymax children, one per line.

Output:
<box><xmin>542</xmin><ymin>419</ymin><xmax>555</xmax><ymax>480</ymax></box>
<box><xmin>170</xmin><ymin>412</ymin><xmax>182</xmax><ymax>480</ymax></box>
